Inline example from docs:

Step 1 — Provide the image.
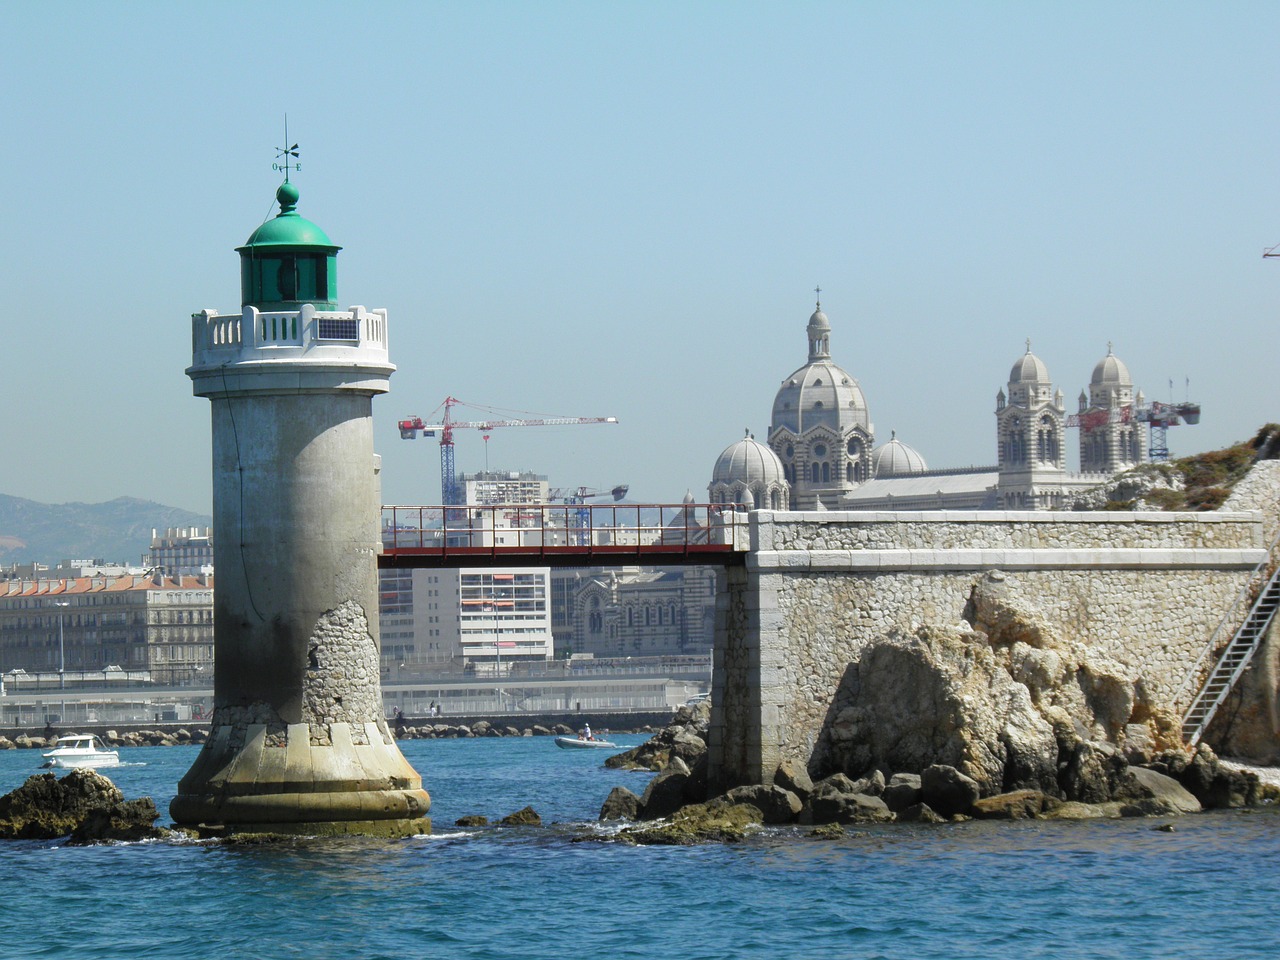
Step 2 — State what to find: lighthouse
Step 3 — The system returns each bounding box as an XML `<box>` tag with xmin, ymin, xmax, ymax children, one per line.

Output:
<box><xmin>171</xmin><ymin>177</ymin><xmax>431</xmax><ymax>836</ymax></box>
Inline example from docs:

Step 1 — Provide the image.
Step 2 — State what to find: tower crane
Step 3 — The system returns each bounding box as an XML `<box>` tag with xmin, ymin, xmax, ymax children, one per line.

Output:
<box><xmin>1063</xmin><ymin>399</ymin><xmax>1201</xmax><ymax>461</ymax></box>
<box><xmin>548</xmin><ymin>485</ymin><xmax>630</xmax><ymax>545</ymax></box>
<box><xmin>398</xmin><ymin>397</ymin><xmax>618</xmax><ymax>504</ymax></box>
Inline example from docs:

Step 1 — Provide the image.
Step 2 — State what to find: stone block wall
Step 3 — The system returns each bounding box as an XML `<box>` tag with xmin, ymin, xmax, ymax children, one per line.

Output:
<box><xmin>709</xmin><ymin>481</ymin><xmax>1274</xmax><ymax>788</ymax></box>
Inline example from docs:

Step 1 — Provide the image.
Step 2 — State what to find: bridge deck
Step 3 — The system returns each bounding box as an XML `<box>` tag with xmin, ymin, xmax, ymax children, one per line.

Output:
<box><xmin>380</xmin><ymin>503</ymin><xmax>747</xmax><ymax>568</ymax></box>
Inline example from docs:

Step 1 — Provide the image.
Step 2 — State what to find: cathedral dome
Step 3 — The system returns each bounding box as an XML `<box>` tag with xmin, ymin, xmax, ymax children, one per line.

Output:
<box><xmin>1090</xmin><ymin>344</ymin><xmax>1132</xmax><ymax>386</ymax></box>
<box><xmin>1009</xmin><ymin>342</ymin><xmax>1051</xmax><ymax>385</ymax></box>
<box><xmin>872</xmin><ymin>431</ymin><xmax>928</xmax><ymax>477</ymax></box>
<box><xmin>770</xmin><ymin>359</ymin><xmax>870</xmax><ymax>437</ymax></box>
<box><xmin>712</xmin><ymin>433</ymin><xmax>787</xmax><ymax>486</ymax></box>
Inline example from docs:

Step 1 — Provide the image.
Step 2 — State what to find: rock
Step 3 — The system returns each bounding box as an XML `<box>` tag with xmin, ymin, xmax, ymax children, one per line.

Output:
<box><xmin>883</xmin><ymin>773</ymin><xmax>922</xmax><ymax>813</ymax></box>
<box><xmin>619</xmin><ymin>800</ymin><xmax>760</xmax><ymax>845</ymax></box>
<box><xmin>823</xmin><ymin>619</ymin><xmax>1059</xmax><ymax>796</ymax></box>
<box><xmin>721</xmin><ymin>785</ymin><xmax>802</xmax><ymax>824</ymax></box>
<box><xmin>807</xmin><ymin>822</ymin><xmax>846</xmax><ymax>839</ymax></box>
<box><xmin>599</xmin><ymin>786</ymin><xmax>641</xmax><ymax>821</ymax></box>
<box><xmin>638</xmin><ymin>768</ymin><xmax>691</xmax><ymax>821</ymax></box>
<box><xmin>68</xmin><ymin>798</ymin><xmax>163</xmax><ymax>844</ymax></box>
<box><xmin>897</xmin><ymin>802</ymin><xmax>946</xmax><ymax>824</ymax></box>
<box><xmin>471</xmin><ymin>720</ymin><xmax>491</xmax><ymax>736</ymax></box>
<box><xmin>1041</xmin><ymin>801</ymin><xmax>1124</xmax><ymax>820</ymax></box>
<box><xmin>849</xmin><ymin>770</ymin><xmax>886</xmax><ymax>797</ymax></box>
<box><xmin>499</xmin><ymin>806</ymin><xmax>542</xmax><ymax>826</ymax></box>
<box><xmin>1202</xmin><ymin>769</ymin><xmax>1260</xmax><ymax>809</ymax></box>
<box><xmin>1121</xmin><ymin>723</ymin><xmax>1154</xmax><ymax>765</ymax></box>
<box><xmin>1114</xmin><ymin>767</ymin><xmax>1202</xmax><ymax>816</ymax></box>
<box><xmin>802</xmin><ymin>777</ymin><xmax>894</xmax><ymax>825</ymax></box>
<box><xmin>532</xmin><ymin>725</ymin><xmax>552</xmax><ymax>737</ymax></box>
<box><xmin>455</xmin><ymin>815</ymin><xmax>489</xmax><ymax>827</ymax></box>
<box><xmin>921</xmin><ymin>765</ymin><xmax>981</xmax><ymax>818</ymax></box>
<box><xmin>0</xmin><ymin>770</ymin><xmax>162</xmax><ymax>841</ymax></box>
<box><xmin>774</xmin><ymin>759</ymin><xmax>814</xmax><ymax>800</ymax></box>
<box><xmin>971</xmin><ymin>790</ymin><xmax>1057</xmax><ymax>820</ymax></box>
<box><xmin>1061</xmin><ymin>742</ymin><xmax>1119</xmax><ymax>804</ymax></box>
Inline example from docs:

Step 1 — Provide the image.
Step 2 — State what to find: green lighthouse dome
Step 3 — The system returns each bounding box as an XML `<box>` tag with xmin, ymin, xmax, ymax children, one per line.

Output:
<box><xmin>237</xmin><ymin>182</ymin><xmax>342</xmax><ymax>308</ymax></box>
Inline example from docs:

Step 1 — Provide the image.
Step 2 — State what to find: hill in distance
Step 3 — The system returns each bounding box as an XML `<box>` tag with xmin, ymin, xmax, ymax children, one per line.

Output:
<box><xmin>0</xmin><ymin>494</ymin><xmax>212</xmax><ymax>569</ymax></box>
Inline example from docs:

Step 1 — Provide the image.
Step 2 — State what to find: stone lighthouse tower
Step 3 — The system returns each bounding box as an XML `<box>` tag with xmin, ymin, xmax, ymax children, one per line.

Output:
<box><xmin>171</xmin><ymin>178</ymin><xmax>431</xmax><ymax>836</ymax></box>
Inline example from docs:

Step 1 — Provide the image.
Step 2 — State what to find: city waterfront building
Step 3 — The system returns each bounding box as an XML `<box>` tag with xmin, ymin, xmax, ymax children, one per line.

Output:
<box><xmin>565</xmin><ymin>565</ymin><xmax>716</xmax><ymax>658</ymax></box>
<box><xmin>0</xmin><ymin>574</ymin><xmax>213</xmax><ymax>684</ymax></box>
<box><xmin>148</xmin><ymin>527</ymin><xmax>214</xmax><ymax>577</ymax></box>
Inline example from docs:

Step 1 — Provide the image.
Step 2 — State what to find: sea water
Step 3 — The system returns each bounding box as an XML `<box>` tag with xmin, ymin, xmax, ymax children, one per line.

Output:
<box><xmin>0</xmin><ymin>738</ymin><xmax>1276</xmax><ymax>960</ymax></box>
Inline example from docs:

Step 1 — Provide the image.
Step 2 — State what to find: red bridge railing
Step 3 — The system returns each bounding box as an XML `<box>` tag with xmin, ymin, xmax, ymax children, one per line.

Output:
<box><xmin>380</xmin><ymin>503</ymin><xmax>748</xmax><ymax>567</ymax></box>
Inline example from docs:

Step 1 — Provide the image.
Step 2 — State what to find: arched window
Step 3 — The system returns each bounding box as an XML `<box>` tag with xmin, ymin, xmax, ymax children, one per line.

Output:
<box><xmin>810</xmin><ymin>463</ymin><xmax>820</xmax><ymax>483</ymax></box>
<box><xmin>821</xmin><ymin>462</ymin><xmax>830</xmax><ymax>483</ymax></box>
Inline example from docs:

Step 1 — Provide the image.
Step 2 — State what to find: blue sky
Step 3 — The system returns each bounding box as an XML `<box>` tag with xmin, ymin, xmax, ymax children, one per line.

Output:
<box><xmin>2</xmin><ymin>2</ymin><xmax>1277</xmax><ymax>513</ymax></box>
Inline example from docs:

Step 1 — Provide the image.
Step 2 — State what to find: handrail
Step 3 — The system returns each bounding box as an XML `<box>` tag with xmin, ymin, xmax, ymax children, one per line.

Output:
<box><xmin>1173</xmin><ymin>525</ymin><xmax>1280</xmax><ymax>709</ymax></box>
<box><xmin>380</xmin><ymin>502</ymin><xmax>748</xmax><ymax>563</ymax></box>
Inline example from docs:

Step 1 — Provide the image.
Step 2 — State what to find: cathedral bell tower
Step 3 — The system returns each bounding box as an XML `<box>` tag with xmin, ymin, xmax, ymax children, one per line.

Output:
<box><xmin>172</xmin><ymin>174</ymin><xmax>431</xmax><ymax>837</ymax></box>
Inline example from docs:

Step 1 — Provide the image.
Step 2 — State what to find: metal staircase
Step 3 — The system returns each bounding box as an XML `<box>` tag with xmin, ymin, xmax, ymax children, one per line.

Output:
<box><xmin>1179</xmin><ymin>534</ymin><xmax>1280</xmax><ymax>746</ymax></box>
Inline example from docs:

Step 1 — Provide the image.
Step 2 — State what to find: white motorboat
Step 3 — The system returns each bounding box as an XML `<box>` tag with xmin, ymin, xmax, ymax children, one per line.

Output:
<box><xmin>41</xmin><ymin>734</ymin><xmax>120</xmax><ymax>769</ymax></box>
<box><xmin>554</xmin><ymin>735</ymin><xmax>618</xmax><ymax>750</ymax></box>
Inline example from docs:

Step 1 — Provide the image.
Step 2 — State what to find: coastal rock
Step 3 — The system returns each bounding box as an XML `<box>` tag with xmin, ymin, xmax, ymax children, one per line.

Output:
<box><xmin>802</xmin><ymin>775</ymin><xmax>894</xmax><ymax>825</ymax></box>
<box><xmin>721</xmin><ymin>785</ymin><xmax>802</xmax><ymax>824</ymax></box>
<box><xmin>599</xmin><ymin>786</ymin><xmax>641</xmax><ymax>821</ymax></box>
<box><xmin>1041</xmin><ymin>801</ymin><xmax>1124</xmax><ymax>820</ymax></box>
<box><xmin>773</xmin><ymin>759</ymin><xmax>814</xmax><ymax>801</ymax></box>
<box><xmin>619</xmin><ymin>800</ymin><xmax>761</xmax><ymax>846</ymax></box>
<box><xmin>970</xmin><ymin>790</ymin><xmax>1057</xmax><ymax>820</ymax></box>
<box><xmin>0</xmin><ymin>769</ymin><xmax>164</xmax><ymax>841</ymax></box>
<box><xmin>824</xmin><ymin>622</ymin><xmax>1058</xmax><ymax>796</ymax></box>
<box><xmin>897</xmin><ymin>802</ymin><xmax>946</xmax><ymax>824</ymax></box>
<box><xmin>1061</xmin><ymin>742</ymin><xmax>1120</xmax><ymax>804</ymax></box>
<box><xmin>455</xmin><ymin>815</ymin><xmax>489</xmax><ymax>827</ymax></box>
<box><xmin>606</xmin><ymin>700</ymin><xmax>710</xmax><ymax>772</ymax></box>
<box><xmin>1114</xmin><ymin>767</ymin><xmax>1202</xmax><ymax>816</ymax></box>
<box><xmin>499</xmin><ymin>806</ymin><xmax>542</xmax><ymax>826</ymax></box>
<box><xmin>68</xmin><ymin>797</ymin><xmax>163</xmax><ymax>844</ymax></box>
<box><xmin>638</xmin><ymin>768</ymin><xmax>691</xmax><ymax>821</ymax></box>
<box><xmin>883</xmin><ymin>773</ymin><xmax>922</xmax><ymax>813</ymax></box>
<box><xmin>921</xmin><ymin>765</ymin><xmax>980</xmax><ymax>818</ymax></box>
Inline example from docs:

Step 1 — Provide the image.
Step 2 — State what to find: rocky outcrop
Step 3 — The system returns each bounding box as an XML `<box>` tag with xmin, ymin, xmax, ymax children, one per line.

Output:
<box><xmin>0</xmin><ymin>770</ymin><xmax>164</xmax><ymax>842</ymax></box>
<box><xmin>822</xmin><ymin>571</ymin><xmax>1188</xmax><ymax>802</ymax></box>
<box><xmin>605</xmin><ymin>702</ymin><xmax>710</xmax><ymax>771</ymax></box>
<box><xmin>616</xmin><ymin>801</ymin><xmax>762</xmax><ymax>845</ymax></box>
<box><xmin>599</xmin><ymin>786</ymin><xmax>641</xmax><ymax>821</ymax></box>
<box><xmin>1065</xmin><ymin>463</ymin><xmax>1185</xmax><ymax>511</ymax></box>
<box><xmin>499</xmin><ymin>806</ymin><xmax>542</xmax><ymax>826</ymax></box>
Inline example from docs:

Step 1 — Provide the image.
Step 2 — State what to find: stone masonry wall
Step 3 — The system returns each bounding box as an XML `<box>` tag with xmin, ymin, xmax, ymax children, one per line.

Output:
<box><xmin>711</xmin><ymin>493</ymin><xmax>1271</xmax><ymax>787</ymax></box>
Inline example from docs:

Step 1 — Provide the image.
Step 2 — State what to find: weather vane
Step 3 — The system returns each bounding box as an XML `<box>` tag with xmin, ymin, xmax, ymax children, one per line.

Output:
<box><xmin>273</xmin><ymin>115</ymin><xmax>301</xmax><ymax>181</ymax></box>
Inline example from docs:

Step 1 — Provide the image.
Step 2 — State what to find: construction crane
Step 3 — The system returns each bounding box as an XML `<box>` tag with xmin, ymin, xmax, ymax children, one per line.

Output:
<box><xmin>1064</xmin><ymin>399</ymin><xmax>1201</xmax><ymax>461</ymax></box>
<box><xmin>398</xmin><ymin>397</ymin><xmax>619</xmax><ymax>505</ymax></box>
<box><xmin>548</xmin><ymin>485</ymin><xmax>630</xmax><ymax>545</ymax></box>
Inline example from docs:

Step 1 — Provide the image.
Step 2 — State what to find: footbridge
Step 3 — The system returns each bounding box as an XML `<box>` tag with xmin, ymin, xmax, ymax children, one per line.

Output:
<box><xmin>380</xmin><ymin>502</ymin><xmax>749</xmax><ymax>568</ymax></box>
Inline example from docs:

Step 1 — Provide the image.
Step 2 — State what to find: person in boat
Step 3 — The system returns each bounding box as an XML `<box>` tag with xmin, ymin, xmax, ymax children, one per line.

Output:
<box><xmin>579</xmin><ymin>723</ymin><xmax>593</xmax><ymax>741</ymax></box>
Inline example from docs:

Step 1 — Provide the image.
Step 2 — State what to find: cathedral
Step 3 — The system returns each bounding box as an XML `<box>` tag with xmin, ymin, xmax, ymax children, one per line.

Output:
<box><xmin>709</xmin><ymin>299</ymin><xmax>1154</xmax><ymax>511</ymax></box>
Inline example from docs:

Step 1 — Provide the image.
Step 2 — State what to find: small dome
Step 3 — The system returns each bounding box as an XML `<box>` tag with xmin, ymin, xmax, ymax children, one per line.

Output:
<box><xmin>1009</xmin><ymin>341</ymin><xmax>1051</xmax><ymax>384</ymax></box>
<box><xmin>240</xmin><ymin>183</ymin><xmax>339</xmax><ymax>251</ymax></box>
<box><xmin>712</xmin><ymin>432</ymin><xmax>787</xmax><ymax>486</ymax></box>
<box><xmin>1091</xmin><ymin>344</ymin><xmax>1132</xmax><ymax>386</ymax></box>
<box><xmin>807</xmin><ymin>307</ymin><xmax>830</xmax><ymax>333</ymax></box>
<box><xmin>873</xmin><ymin>431</ymin><xmax>928</xmax><ymax>477</ymax></box>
